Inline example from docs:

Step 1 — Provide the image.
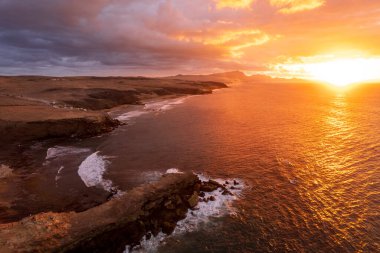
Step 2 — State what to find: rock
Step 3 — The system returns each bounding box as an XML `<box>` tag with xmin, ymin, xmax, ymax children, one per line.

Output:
<box><xmin>209</xmin><ymin>196</ymin><xmax>216</xmax><ymax>201</ymax></box>
<box><xmin>175</xmin><ymin>207</ymin><xmax>187</xmax><ymax>220</ymax></box>
<box><xmin>151</xmin><ymin>221</ymin><xmax>160</xmax><ymax>237</ymax></box>
<box><xmin>234</xmin><ymin>180</ymin><xmax>239</xmax><ymax>185</ymax></box>
<box><xmin>222</xmin><ymin>190</ymin><xmax>232</xmax><ymax>196</ymax></box>
<box><xmin>187</xmin><ymin>192</ymin><xmax>199</xmax><ymax>208</ymax></box>
<box><xmin>225</xmin><ymin>181</ymin><xmax>229</xmax><ymax>184</ymax></box>
<box><xmin>209</xmin><ymin>179</ymin><xmax>223</xmax><ymax>187</ymax></box>
<box><xmin>0</xmin><ymin>172</ymin><xmax>200</xmax><ymax>253</ymax></box>
<box><xmin>0</xmin><ymin>109</ymin><xmax>120</xmax><ymax>144</ymax></box>
<box><xmin>200</xmin><ymin>180</ymin><xmax>223</xmax><ymax>192</ymax></box>
<box><xmin>230</xmin><ymin>186</ymin><xmax>236</xmax><ymax>190</ymax></box>
<box><xmin>162</xmin><ymin>221</ymin><xmax>176</xmax><ymax>235</ymax></box>
<box><xmin>164</xmin><ymin>200</ymin><xmax>176</xmax><ymax>210</ymax></box>
<box><xmin>174</xmin><ymin>195</ymin><xmax>182</xmax><ymax>205</ymax></box>
<box><xmin>106</xmin><ymin>188</ymin><xmax>118</xmax><ymax>201</ymax></box>
<box><xmin>199</xmin><ymin>192</ymin><xmax>205</xmax><ymax>198</ymax></box>
<box><xmin>200</xmin><ymin>183</ymin><xmax>217</xmax><ymax>192</ymax></box>
<box><xmin>194</xmin><ymin>183</ymin><xmax>201</xmax><ymax>192</ymax></box>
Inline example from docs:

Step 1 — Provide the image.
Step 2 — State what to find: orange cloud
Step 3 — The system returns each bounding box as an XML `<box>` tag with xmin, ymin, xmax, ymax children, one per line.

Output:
<box><xmin>2</xmin><ymin>0</ymin><xmax>380</xmax><ymax>76</ymax></box>
<box><xmin>173</xmin><ymin>29</ymin><xmax>274</xmax><ymax>58</ymax></box>
<box><xmin>215</xmin><ymin>0</ymin><xmax>255</xmax><ymax>9</ymax></box>
<box><xmin>270</xmin><ymin>0</ymin><xmax>325</xmax><ymax>13</ymax></box>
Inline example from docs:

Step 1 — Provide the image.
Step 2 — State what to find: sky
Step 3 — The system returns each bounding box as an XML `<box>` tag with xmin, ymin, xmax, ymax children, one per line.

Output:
<box><xmin>1</xmin><ymin>0</ymin><xmax>380</xmax><ymax>77</ymax></box>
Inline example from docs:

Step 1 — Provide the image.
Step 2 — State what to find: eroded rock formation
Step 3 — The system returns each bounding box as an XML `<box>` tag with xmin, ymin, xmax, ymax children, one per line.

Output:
<box><xmin>0</xmin><ymin>173</ymin><xmax>200</xmax><ymax>253</ymax></box>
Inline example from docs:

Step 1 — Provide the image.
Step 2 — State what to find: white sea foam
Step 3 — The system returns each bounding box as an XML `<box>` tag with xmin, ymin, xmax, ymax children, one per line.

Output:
<box><xmin>141</xmin><ymin>171</ymin><xmax>164</xmax><ymax>182</ymax></box>
<box><xmin>144</xmin><ymin>97</ymin><xmax>188</xmax><ymax>112</ymax></box>
<box><xmin>0</xmin><ymin>164</ymin><xmax>13</xmax><ymax>178</ymax></box>
<box><xmin>173</xmin><ymin>174</ymin><xmax>244</xmax><ymax>233</ymax></box>
<box><xmin>125</xmin><ymin>172</ymin><xmax>245</xmax><ymax>253</ymax></box>
<box><xmin>116</xmin><ymin>110</ymin><xmax>148</xmax><ymax>121</ymax></box>
<box><xmin>125</xmin><ymin>233</ymin><xmax>167</xmax><ymax>253</ymax></box>
<box><xmin>116</xmin><ymin>97</ymin><xmax>189</xmax><ymax>123</ymax></box>
<box><xmin>165</xmin><ymin>168</ymin><xmax>183</xmax><ymax>174</ymax></box>
<box><xmin>78</xmin><ymin>151</ymin><xmax>114</xmax><ymax>192</ymax></box>
<box><xmin>46</xmin><ymin>146</ymin><xmax>91</xmax><ymax>160</ymax></box>
<box><xmin>54</xmin><ymin>166</ymin><xmax>64</xmax><ymax>184</ymax></box>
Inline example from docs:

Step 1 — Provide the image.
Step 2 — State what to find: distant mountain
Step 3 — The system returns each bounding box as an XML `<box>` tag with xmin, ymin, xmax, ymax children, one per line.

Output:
<box><xmin>208</xmin><ymin>71</ymin><xmax>247</xmax><ymax>79</ymax></box>
<box><xmin>165</xmin><ymin>71</ymin><xmax>310</xmax><ymax>84</ymax></box>
<box><xmin>247</xmin><ymin>75</ymin><xmax>307</xmax><ymax>84</ymax></box>
<box><xmin>164</xmin><ymin>71</ymin><xmax>248</xmax><ymax>83</ymax></box>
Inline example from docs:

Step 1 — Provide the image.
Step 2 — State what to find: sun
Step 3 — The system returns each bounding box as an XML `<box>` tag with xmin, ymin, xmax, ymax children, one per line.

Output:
<box><xmin>273</xmin><ymin>56</ymin><xmax>380</xmax><ymax>87</ymax></box>
<box><xmin>303</xmin><ymin>58</ymin><xmax>380</xmax><ymax>87</ymax></box>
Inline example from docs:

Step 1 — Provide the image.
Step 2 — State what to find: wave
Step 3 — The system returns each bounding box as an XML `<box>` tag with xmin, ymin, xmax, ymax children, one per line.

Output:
<box><xmin>77</xmin><ymin>151</ymin><xmax>114</xmax><ymax>192</ymax></box>
<box><xmin>55</xmin><ymin>166</ymin><xmax>64</xmax><ymax>184</ymax></box>
<box><xmin>116</xmin><ymin>97</ymin><xmax>189</xmax><ymax>123</ymax></box>
<box><xmin>125</xmin><ymin>169</ymin><xmax>245</xmax><ymax>253</ymax></box>
<box><xmin>45</xmin><ymin>146</ymin><xmax>91</xmax><ymax>160</ymax></box>
<box><xmin>116</xmin><ymin>110</ymin><xmax>148</xmax><ymax>122</ymax></box>
<box><xmin>165</xmin><ymin>168</ymin><xmax>183</xmax><ymax>174</ymax></box>
<box><xmin>0</xmin><ymin>164</ymin><xmax>13</xmax><ymax>179</ymax></box>
<box><xmin>144</xmin><ymin>97</ymin><xmax>189</xmax><ymax>111</ymax></box>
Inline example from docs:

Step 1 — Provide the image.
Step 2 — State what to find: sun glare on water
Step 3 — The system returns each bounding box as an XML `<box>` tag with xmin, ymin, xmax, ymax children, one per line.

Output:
<box><xmin>275</xmin><ymin>57</ymin><xmax>380</xmax><ymax>87</ymax></box>
<box><xmin>303</xmin><ymin>58</ymin><xmax>380</xmax><ymax>87</ymax></box>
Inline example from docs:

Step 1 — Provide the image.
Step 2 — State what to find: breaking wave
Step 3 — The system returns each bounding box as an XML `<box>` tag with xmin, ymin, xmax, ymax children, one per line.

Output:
<box><xmin>125</xmin><ymin>170</ymin><xmax>245</xmax><ymax>253</ymax></box>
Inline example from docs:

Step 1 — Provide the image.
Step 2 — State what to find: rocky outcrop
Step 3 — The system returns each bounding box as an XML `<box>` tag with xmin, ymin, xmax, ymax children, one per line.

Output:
<box><xmin>200</xmin><ymin>179</ymin><xmax>233</xmax><ymax>196</ymax></box>
<box><xmin>0</xmin><ymin>110</ymin><xmax>119</xmax><ymax>144</ymax></box>
<box><xmin>0</xmin><ymin>173</ymin><xmax>201</xmax><ymax>253</ymax></box>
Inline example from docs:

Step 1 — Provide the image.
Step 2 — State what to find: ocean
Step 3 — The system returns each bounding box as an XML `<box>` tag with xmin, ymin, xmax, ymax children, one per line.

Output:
<box><xmin>4</xmin><ymin>81</ymin><xmax>380</xmax><ymax>252</ymax></box>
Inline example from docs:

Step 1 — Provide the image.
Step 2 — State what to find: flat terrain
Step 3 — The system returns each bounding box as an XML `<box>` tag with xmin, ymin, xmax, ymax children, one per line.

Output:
<box><xmin>0</xmin><ymin>76</ymin><xmax>227</xmax><ymax>143</ymax></box>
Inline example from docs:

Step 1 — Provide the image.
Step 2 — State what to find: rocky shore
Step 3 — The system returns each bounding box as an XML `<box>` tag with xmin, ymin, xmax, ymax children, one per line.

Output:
<box><xmin>0</xmin><ymin>172</ymin><xmax>234</xmax><ymax>253</ymax></box>
<box><xmin>0</xmin><ymin>75</ymin><xmax>234</xmax><ymax>252</ymax></box>
<box><xmin>0</xmin><ymin>106</ymin><xmax>119</xmax><ymax>143</ymax></box>
<box><xmin>0</xmin><ymin>76</ymin><xmax>227</xmax><ymax>144</ymax></box>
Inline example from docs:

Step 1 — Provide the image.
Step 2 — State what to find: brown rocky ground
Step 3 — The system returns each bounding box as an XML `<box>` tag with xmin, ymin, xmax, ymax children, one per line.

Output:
<box><xmin>0</xmin><ymin>172</ymin><xmax>232</xmax><ymax>253</ymax></box>
<box><xmin>0</xmin><ymin>76</ymin><xmax>227</xmax><ymax>143</ymax></box>
<box><xmin>0</xmin><ymin>75</ymin><xmax>230</xmax><ymax>252</ymax></box>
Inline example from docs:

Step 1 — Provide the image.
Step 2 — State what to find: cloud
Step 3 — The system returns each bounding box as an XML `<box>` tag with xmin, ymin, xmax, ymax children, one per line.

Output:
<box><xmin>215</xmin><ymin>0</ymin><xmax>255</xmax><ymax>9</ymax></box>
<box><xmin>269</xmin><ymin>0</ymin><xmax>325</xmax><ymax>14</ymax></box>
<box><xmin>172</xmin><ymin>29</ymin><xmax>274</xmax><ymax>58</ymax></box>
<box><xmin>0</xmin><ymin>0</ymin><xmax>379</xmax><ymax>76</ymax></box>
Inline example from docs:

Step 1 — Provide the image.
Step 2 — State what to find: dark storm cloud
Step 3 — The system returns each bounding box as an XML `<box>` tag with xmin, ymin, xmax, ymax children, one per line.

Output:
<box><xmin>0</xmin><ymin>0</ymin><xmax>238</xmax><ymax>75</ymax></box>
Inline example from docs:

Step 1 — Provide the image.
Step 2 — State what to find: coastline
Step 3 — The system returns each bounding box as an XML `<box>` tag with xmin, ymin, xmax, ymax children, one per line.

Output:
<box><xmin>0</xmin><ymin>76</ymin><xmax>228</xmax><ymax>223</ymax></box>
<box><xmin>0</xmin><ymin>75</ymin><xmax>245</xmax><ymax>252</ymax></box>
<box><xmin>0</xmin><ymin>171</ymin><xmax>243</xmax><ymax>252</ymax></box>
<box><xmin>0</xmin><ymin>76</ymin><xmax>227</xmax><ymax>145</ymax></box>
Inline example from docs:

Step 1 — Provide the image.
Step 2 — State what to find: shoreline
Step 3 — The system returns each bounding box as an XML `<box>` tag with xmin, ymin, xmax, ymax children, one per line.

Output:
<box><xmin>0</xmin><ymin>76</ymin><xmax>228</xmax><ymax>224</ymax></box>
<box><xmin>0</xmin><ymin>76</ymin><xmax>227</xmax><ymax>145</ymax></box>
<box><xmin>0</xmin><ymin>172</ymin><xmax>242</xmax><ymax>252</ymax></box>
<box><xmin>0</xmin><ymin>75</ymin><xmax>239</xmax><ymax>252</ymax></box>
